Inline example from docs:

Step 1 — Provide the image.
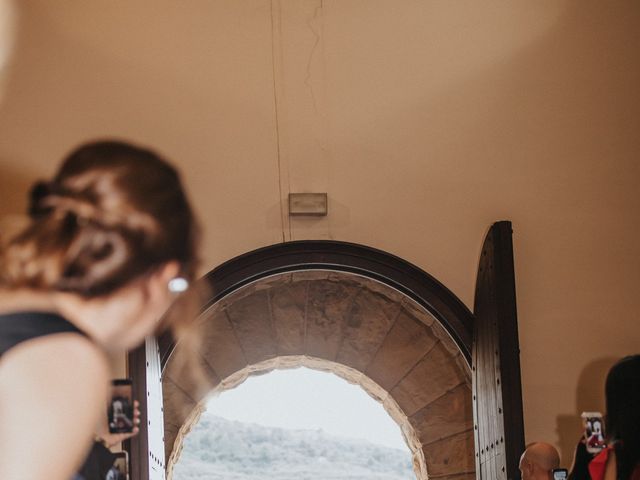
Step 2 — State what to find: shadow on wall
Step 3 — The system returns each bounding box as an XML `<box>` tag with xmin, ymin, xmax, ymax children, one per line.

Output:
<box><xmin>556</xmin><ymin>357</ymin><xmax>619</xmax><ymax>466</ymax></box>
<box><xmin>0</xmin><ymin>159</ymin><xmax>33</xmax><ymax>242</ymax></box>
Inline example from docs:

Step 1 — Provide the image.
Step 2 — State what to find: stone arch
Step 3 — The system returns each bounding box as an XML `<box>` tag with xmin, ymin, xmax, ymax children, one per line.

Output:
<box><xmin>163</xmin><ymin>270</ymin><xmax>475</xmax><ymax>480</ymax></box>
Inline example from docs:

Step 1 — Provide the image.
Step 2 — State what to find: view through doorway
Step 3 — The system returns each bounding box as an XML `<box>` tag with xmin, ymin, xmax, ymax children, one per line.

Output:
<box><xmin>171</xmin><ymin>367</ymin><xmax>414</xmax><ymax>480</ymax></box>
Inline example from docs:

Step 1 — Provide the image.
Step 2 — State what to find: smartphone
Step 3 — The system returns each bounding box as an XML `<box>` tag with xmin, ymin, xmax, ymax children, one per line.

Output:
<box><xmin>581</xmin><ymin>411</ymin><xmax>606</xmax><ymax>454</ymax></box>
<box><xmin>108</xmin><ymin>379</ymin><xmax>134</xmax><ymax>434</ymax></box>
<box><xmin>552</xmin><ymin>468</ymin><xmax>568</xmax><ymax>480</ymax></box>
<box><xmin>107</xmin><ymin>451</ymin><xmax>129</xmax><ymax>480</ymax></box>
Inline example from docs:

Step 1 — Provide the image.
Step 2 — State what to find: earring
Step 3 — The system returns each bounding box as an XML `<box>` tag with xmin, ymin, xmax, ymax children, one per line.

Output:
<box><xmin>168</xmin><ymin>277</ymin><xmax>189</xmax><ymax>293</ymax></box>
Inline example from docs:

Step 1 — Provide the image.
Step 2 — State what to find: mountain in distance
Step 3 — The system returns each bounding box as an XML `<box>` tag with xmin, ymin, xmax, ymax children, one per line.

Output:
<box><xmin>171</xmin><ymin>414</ymin><xmax>415</xmax><ymax>480</ymax></box>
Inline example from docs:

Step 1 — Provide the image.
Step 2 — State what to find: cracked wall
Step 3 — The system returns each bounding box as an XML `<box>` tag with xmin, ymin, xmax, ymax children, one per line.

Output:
<box><xmin>2</xmin><ymin>0</ymin><xmax>640</xmax><ymax>465</ymax></box>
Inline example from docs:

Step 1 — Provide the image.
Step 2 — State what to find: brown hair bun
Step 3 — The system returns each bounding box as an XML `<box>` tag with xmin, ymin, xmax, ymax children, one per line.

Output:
<box><xmin>1</xmin><ymin>139</ymin><xmax>200</xmax><ymax>297</ymax></box>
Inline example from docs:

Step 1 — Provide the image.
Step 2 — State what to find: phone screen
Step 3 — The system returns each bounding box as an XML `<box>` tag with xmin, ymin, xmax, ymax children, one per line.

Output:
<box><xmin>581</xmin><ymin>411</ymin><xmax>606</xmax><ymax>454</ymax></box>
<box><xmin>552</xmin><ymin>468</ymin><xmax>568</xmax><ymax>480</ymax></box>
<box><xmin>108</xmin><ymin>379</ymin><xmax>134</xmax><ymax>434</ymax></box>
<box><xmin>108</xmin><ymin>451</ymin><xmax>129</xmax><ymax>480</ymax></box>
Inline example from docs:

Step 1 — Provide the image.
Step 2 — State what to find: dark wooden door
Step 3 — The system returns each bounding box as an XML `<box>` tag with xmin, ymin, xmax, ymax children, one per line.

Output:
<box><xmin>472</xmin><ymin>221</ymin><xmax>525</xmax><ymax>480</ymax></box>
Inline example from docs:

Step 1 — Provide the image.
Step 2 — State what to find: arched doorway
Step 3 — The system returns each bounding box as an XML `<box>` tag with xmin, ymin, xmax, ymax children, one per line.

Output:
<box><xmin>161</xmin><ymin>241</ymin><xmax>476</xmax><ymax>480</ymax></box>
<box><xmin>130</xmin><ymin>226</ymin><xmax>525</xmax><ymax>480</ymax></box>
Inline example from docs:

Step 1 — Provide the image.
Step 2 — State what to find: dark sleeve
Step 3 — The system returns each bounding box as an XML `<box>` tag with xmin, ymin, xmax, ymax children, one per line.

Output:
<box><xmin>77</xmin><ymin>442</ymin><xmax>118</xmax><ymax>480</ymax></box>
<box><xmin>569</xmin><ymin>441</ymin><xmax>593</xmax><ymax>480</ymax></box>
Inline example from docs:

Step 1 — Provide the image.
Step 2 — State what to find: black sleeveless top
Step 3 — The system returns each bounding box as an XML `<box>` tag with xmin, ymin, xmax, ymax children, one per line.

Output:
<box><xmin>0</xmin><ymin>311</ymin><xmax>85</xmax><ymax>357</ymax></box>
<box><xmin>0</xmin><ymin>311</ymin><xmax>115</xmax><ymax>480</ymax></box>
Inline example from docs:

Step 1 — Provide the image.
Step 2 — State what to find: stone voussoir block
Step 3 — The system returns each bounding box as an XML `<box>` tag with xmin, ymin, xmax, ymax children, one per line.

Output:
<box><xmin>225</xmin><ymin>291</ymin><xmax>278</xmax><ymax>364</ymax></box>
<box><xmin>421</xmin><ymin>430</ymin><xmax>475</xmax><ymax>477</ymax></box>
<box><xmin>304</xmin><ymin>280</ymin><xmax>358</xmax><ymax>361</ymax></box>
<box><xmin>198</xmin><ymin>310</ymin><xmax>248</xmax><ymax>379</ymax></box>
<box><xmin>365</xmin><ymin>308</ymin><xmax>439</xmax><ymax>391</ymax></box>
<box><xmin>269</xmin><ymin>281</ymin><xmax>308</xmax><ymax>355</ymax></box>
<box><xmin>409</xmin><ymin>383</ymin><xmax>473</xmax><ymax>445</ymax></box>
<box><xmin>336</xmin><ymin>289</ymin><xmax>402</xmax><ymax>371</ymax></box>
<box><xmin>390</xmin><ymin>340</ymin><xmax>469</xmax><ymax>417</ymax></box>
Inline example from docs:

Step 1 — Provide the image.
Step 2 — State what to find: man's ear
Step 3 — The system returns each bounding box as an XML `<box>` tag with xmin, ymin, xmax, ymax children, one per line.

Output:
<box><xmin>524</xmin><ymin>459</ymin><xmax>535</xmax><ymax>476</ymax></box>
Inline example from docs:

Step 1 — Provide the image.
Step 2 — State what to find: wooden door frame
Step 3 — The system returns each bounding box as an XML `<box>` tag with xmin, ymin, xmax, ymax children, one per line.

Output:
<box><xmin>129</xmin><ymin>235</ymin><xmax>525</xmax><ymax>479</ymax></box>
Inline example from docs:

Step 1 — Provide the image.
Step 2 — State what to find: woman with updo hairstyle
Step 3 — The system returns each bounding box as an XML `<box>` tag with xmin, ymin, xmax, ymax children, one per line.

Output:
<box><xmin>0</xmin><ymin>140</ymin><xmax>201</xmax><ymax>479</ymax></box>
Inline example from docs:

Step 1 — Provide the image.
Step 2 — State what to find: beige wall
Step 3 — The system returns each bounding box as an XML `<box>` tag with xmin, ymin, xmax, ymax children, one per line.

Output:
<box><xmin>1</xmin><ymin>0</ymin><xmax>639</xmax><ymax>466</ymax></box>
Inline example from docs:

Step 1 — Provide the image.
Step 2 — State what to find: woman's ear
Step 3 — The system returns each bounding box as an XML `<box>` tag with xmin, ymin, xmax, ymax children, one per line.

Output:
<box><xmin>135</xmin><ymin>261</ymin><xmax>182</xmax><ymax>334</ymax></box>
<box><xmin>144</xmin><ymin>260</ymin><xmax>181</xmax><ymax>308</ymax></box>
<box><xmin>157</xmin><ymin>261</ymin><xmax>181</xmax><ymax>285</ymax></box>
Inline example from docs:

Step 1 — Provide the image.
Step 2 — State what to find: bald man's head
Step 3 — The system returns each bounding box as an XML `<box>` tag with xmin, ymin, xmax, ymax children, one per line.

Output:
<box><xmin>519</xmin><ymin>442</ymin><xmax>560</xmax><ymax>480</ymax></box>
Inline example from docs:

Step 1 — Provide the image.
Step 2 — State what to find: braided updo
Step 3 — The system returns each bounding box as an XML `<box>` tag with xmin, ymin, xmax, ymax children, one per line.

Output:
<box><xmin>1</xmin><ymin>140</ymin><xmax>199</xmax><ymax>298</ymax></box>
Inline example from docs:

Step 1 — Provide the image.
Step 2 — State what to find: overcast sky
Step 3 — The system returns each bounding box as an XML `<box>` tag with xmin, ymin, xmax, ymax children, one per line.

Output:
<box><xmin>203</xmin><ymin>367</ymin><xmax>408</xmax><ymax>451</ymax></box>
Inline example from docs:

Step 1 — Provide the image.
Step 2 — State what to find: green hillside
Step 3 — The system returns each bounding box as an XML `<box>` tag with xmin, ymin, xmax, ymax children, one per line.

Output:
<box><xmin>172</xmin><ymin>414</ymin><xmax>414</xmax><ymax>480</ymax></box>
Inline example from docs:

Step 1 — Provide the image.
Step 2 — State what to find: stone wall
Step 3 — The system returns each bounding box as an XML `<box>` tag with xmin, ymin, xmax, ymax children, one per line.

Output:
<box><xmin>163</xmin><ymin>271</ymin><xmax>475</xmax><ymax>480</ymax></box>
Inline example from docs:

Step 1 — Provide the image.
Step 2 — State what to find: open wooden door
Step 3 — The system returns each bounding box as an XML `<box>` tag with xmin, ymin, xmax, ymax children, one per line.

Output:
<box><xmin>472</xmin><ymin>221</ymin><xmax>525</xmax><ymax>480</ymax></box>
<box><xmin>128</xmin><ymin>337</ymin><xmax>166</xmax><ymax>480</ymax></box>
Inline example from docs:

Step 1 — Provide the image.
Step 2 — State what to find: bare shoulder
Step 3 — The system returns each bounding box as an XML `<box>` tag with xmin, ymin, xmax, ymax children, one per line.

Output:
<box><xmin>0</xmin><ymin>333</ymin><xmax>110</xmax><ymax>479</ymax></box>
<box><xmin>0</xmin><ymin>332</ymin><xmax>109</xmax><ymax>396</ymax></box>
